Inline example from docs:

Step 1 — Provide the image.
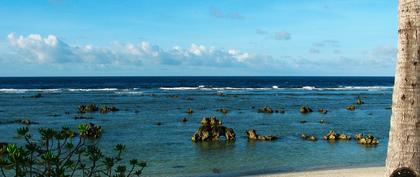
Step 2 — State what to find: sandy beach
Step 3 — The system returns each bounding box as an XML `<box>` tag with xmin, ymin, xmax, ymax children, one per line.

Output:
<box><xmin>247</xmin><ymin>167</ymin><xmax>385</xmax><ymax>177</ymax></box>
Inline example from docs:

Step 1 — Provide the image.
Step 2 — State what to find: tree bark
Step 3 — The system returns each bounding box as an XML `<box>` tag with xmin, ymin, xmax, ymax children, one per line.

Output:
<box><xmin>385</xmin><ymin>0</ymin><xmax>420</xmax><ymax>176</ymax></box>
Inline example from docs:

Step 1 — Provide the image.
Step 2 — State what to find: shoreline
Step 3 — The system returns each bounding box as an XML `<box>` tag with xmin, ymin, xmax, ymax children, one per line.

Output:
<box><xmin>244</xmin><ymin>166</ymin><xmax>385</xmax><ymax>177</ymax></box>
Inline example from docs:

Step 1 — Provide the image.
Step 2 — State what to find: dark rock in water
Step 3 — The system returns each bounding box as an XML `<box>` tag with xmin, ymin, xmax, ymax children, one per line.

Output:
<box><xmin>172</xmin><ymin>165</ymin><xmax>185</xmax><ymax>169</ymax></box>
<box><xmin>385</xmin><ymin>107</ymin><xmax>392</xmax><ymax>110</ymax></box>
<box><xmin>216</xmin><ymin>108</ymin><xmax>229</xmax><ymax>114</ymax></box>
<box><xmin>323</xmin><ymin>130</ymin><xmax>351</xmax><ymax>141</ymax></box>
<box><xmin>0</xmin><ymin>119</ymin><xmax>38</xmax><ymax>125</ymax></box>
<box><xmin>346</xmin><ymin>105</ymin><xmax>356</xmax><ymax>111</ymax></box>
<box><xmin>186</xmin><ymin>108</ymin><xmax>194</xmax><ymax>114</ymax></box>
<box><xmin>186</xmin><ymin>97</ymin><xmax>194</xmax><ymax>101</ymax></box>
<box><xmin>258</xmin><ymin>106</ymin><xmax>274</xmax><ymax>113</ymax></box>
<box><xmin>79</xmin><ymin>123</ymin><xmax>102</xmax><ymax>139</ymax></box>
<box><xmin>16</xmin><ymin>119</ymin><xmax>38</xmax><ymax>125</ymax></box>
<box><xmin>301</xmin><ymin>133</ymin><xmax>317</xmax><ymax>141</ymax></box>
<box><xmin>355</xmin><ymin>133</ymin><xmax>379</xmax><ymax>145</ymax></box>
<box><xmin>251</xmin><ymin>106</ymin><xmax>256</xmax><ymax>109</ymax></box>
<box><xmin>134</xmin><ymin>110</ymin><xmax>140</xmax><ymax>114</ymax></box>
<box><xmin>299</xmin><ymin>120</ymin><xmax>307</xmax><ymax>124</ymax></box>
<box><xmin>356</xmin><ymin>97</ymin><xmax>364</xmax><ymax>105</ymax></box>
<box><xmin>318</xmin><ymin>109</ymin><xmax>328</xmax><ymax>114</ymax></box>
<box><xmin>246</xmin><ymin>129</ymin><xmax>278</xmax><ymax>141</ymax></box>
<box><xmin>300</xmin><ymin>106</ymin><xmax>313</xmax><ymax>113</ymax></box>
<box><xmin>99</xmin><ymin>106</ymin><xmax>119</xmax><ymax>113</ymax></box>
<box><xmin>74</xmin><ymin>115</ymin><xmax>94</xmax><ymax>120</ymax></box>
<box><xmin>64</xmin><ymin>112</ymin><xmax>71</xmax><ymax>115</ymax></box>
<box><xmin>30</xmin><ymin>93</ymin><xmax>42</xmax><ymax>98</ymax></box>
<box><xmin>79</xmin><ymin>104</ymin><xmax>99</xmax><ymax>113</ymax></box>
<box><xmin>320</xmin><ymin>119</ymin><xmax>326</xmax><ymax>124</ymax></box>
<box><xmin>192</xmin><ymin>117</ymin><xmax>235</xmax><ymax>142</ymax></box>
<box><xmin>48</xmin><ymin>114</ymin><xmax>60</xmax><ymax>117</ymax></box>
<box><xmin>156</xmin><ymin>122</ymin><xmax>162</xmax><ymax>126</ymax></box>
<box><xmin>180</xmin><ymin>117</ymin><xmax>188</xmax><ymax>123</ymax></box>
<box><xmin>212</xmin><ymin>168</ymin><xmax>221</xmax><ymax>174</ymax></box>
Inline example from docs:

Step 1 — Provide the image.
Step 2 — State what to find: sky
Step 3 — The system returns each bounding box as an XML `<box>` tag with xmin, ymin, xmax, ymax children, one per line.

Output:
<box><xmin>0</xmin><ymin>0</ymin><xmax>398</xmax><ymax>76</ymax></box>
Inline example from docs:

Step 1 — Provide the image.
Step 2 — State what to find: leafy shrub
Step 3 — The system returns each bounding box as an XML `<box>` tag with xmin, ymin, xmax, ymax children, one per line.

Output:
<box><xmin>0</xmin><ymin>124</ymin><xmax>146</xmax><ymax>177</ymax></box>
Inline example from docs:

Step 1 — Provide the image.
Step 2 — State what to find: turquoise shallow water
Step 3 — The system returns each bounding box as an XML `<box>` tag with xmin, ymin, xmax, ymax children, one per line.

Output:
<box><xmin>0</xmin><ymin>77</ymin><xmax>393</xmax><ymax>176</ymax></box>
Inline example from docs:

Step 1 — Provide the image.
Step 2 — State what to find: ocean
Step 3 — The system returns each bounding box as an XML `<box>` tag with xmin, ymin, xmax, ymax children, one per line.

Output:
<box><xmin>0</xmin><ymin>76</ymin><xmax>393</xmax><ymax>176</ymax></box>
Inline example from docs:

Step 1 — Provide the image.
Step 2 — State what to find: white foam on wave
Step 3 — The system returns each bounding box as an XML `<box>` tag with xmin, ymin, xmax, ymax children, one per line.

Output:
<box><xmin>297</xmin><ymin>86</ymin><xmax>393</xmax><ymax>91</ymax></box>
<box><xmin>67</xmin><ymin>88</ymin><xmax>118</xmax><ymax>92</ymax></box>
<box><xmin>159</xmin><ymin>85</ymin><xmax>393</xmax><ymax>91</ymax></box>
<box><xmin>114</xmin><ymin>91</ymin><xmax>144</xmax><ymax>95</ymax></box>
<box><xmin>0</xmin><ymin>88</ymin><xmax>62</xmax><ymax>93</ymax></box>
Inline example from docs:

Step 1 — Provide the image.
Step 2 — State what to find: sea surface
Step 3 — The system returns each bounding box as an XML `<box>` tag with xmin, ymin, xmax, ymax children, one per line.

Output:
<box><xmin>0</xmin><ymin>76</ymin><xmax>394</xmax><ymax>176</ymax></box>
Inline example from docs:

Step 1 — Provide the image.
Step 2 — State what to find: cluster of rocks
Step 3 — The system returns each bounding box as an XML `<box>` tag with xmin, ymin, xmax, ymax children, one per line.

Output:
<box><xmin>191</xmin><ymin>117</ymin><xmax>235</xmax><ymax>142</ymax></box>
<box><xmin>78</xmin><ymin>104</ymin><xmax>119</xmax><ymax>114</ymax></box>
<box><xmin>257</xmin><ymin>106</ymin><xmax>285</xmax><ymax>113</ymax></box>
<box><xmin>79</xmin><ymin>104</ymin><xmax>99</xmax><ymax>113</ymax></box>
<box><xmin>300</xmin><ymin>106</ymin><xmax>313</xmax><ymax>113</ymax></box>
<box><xmin>323</xmin><ymin>130</ymin><xmax>351</xmax><ymax>140</ymax></box>
<box><xmin>301</xmin><ymin>133</ymin><xmax>317</xmax><ymax>141</ymax></box>
<box><xmin>246</xmin><ymin>129</ymin><xmax>278</xmax><ymax>141</ymax></box>
<box><xmin>355</xmin><ymin>133</ymin><xmax>379</xmax><ymax>145</ymax></box>
<box><xmin>99</xmin><ymin>106</ymin><xmax>119</xmax><ymax>113</ymax></box>
<box><xmin>258</xmin><ymin>106</ymin><xmax>274</xmax><ymax>113</ymax></box>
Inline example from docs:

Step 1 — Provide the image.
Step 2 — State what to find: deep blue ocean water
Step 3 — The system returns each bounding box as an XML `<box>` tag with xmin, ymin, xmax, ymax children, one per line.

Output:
<box><xmin>0</xmin><ymin>77</ymin><xmax>394</xmax><ymax>176</ymax></box>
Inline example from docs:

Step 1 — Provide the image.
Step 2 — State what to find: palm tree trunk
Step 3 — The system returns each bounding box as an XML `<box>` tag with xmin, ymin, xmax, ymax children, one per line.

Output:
<box><xmin>385</xmin><ymin>0</ymin><xmax>420</xmax><ymax>176</ymax></box>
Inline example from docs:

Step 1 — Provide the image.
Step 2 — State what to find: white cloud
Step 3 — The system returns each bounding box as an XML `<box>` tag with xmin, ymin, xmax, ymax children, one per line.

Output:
<box><xmin>6</xmin><ymin>33</ymin><xmax>262</xmax><ymax>67</ymax></box>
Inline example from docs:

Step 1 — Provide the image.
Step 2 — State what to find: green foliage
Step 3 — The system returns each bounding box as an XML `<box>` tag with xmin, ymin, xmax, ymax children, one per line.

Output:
<box><xmin>0</xmin><ymin>124</ymin><xmax>146</xmax><ymax>177</ymax></box>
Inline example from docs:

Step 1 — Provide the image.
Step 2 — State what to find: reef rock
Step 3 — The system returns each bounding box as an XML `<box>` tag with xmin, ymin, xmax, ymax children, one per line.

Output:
<box><xmin>99</xmin><ymin>106</ymin><xmax>119</xmax><ymax>113</ymax></box>
<box><xmin>79</xmin><ymin>104</ymin><xmax>99</xmax><ymax>113</ymax></box>
<box><xmin>246</xmin><ymin>129</ymin><xmax>278</xmax><ymax>141</ymax></box>
<box><xmin>180</xmin><ymin>117</ymin><xmax>188</xmax><ymax>122</ymax></box>
<box><xmin>186</xmin><ymin>108</ymin><xmax>194</xmax><ymax>114</ymax></box>
<box><xmin>346</xmin><ymin>105</ymin><xmax>356</xmax><ymax>111</ymax></box>
<box><xmin>355</xmin><ymin>133</ymin><xmax>379</xmax><ymax>145</ymax></box>
<box><xmin>356</xmin><ymin>97</ymin><xmax>364</xmax><ymax>105</ymax></box>
<box><xmin>192</xmin><ymin>117</ymin><xmax>235</xmax><ymax>142</ymax></box>
<box><xmin>323</xmin><ymin>130</ymin><xmax>351</xmax><ymax>141</ymax></box>
<box><xmin>318</xmin><ymin>109</ymin><xmax>328</xmax><ymax>114</ymax></box>
<box><xmin>301</xmin><ymin>133</ymin><xmax>317</xmax><ymax>141</ymax></box>
<box><xmin>300</xmin><ymin>106</ymin><xmax>313</xmax><ymax>113</ymax></box>
<box><xmin>258</xmin><ymin>106</ymin><xmax>274</xmax><ymax>113</ymax></box>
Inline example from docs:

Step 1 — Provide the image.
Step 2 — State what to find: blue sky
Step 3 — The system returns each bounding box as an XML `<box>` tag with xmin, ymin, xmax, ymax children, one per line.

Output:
<box><xmin>0</xmin><ymin>0</ymin><xmax>397</xmax><ymax>76</ymax></box>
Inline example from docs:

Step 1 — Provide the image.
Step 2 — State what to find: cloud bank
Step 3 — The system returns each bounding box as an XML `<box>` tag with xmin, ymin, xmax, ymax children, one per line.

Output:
<box><xmin>2</xmin><ymin>33</ymin><xmax>396</xmax><ymax>76</ymax></box>
<box><xmin>7</xmin><ymin>33</ymin><xmax>267</xmax><ymax>67</ymax></box>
